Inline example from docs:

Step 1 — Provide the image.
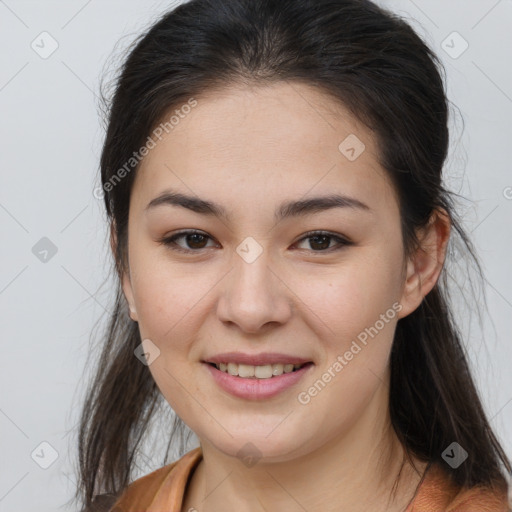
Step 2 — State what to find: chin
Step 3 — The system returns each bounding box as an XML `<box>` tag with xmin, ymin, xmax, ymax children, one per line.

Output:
<box><xmin>202</xmin><ymin>429</ymin><xmax>313</xmax><ymax>465</ymax></box>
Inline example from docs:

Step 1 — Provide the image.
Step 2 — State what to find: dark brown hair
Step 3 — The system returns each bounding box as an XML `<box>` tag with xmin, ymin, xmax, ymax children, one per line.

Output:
<box><xmin>73</xmin><ymin>0</ymin><xmax>511</xmax><ymax>509</ymax></box>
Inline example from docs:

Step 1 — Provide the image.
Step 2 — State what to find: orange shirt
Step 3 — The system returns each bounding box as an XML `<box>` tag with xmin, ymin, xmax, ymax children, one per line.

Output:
<box><xmin>105</xmin><ymin>447</ymin><xmax>511</xmax><ymax>511</ymax></box>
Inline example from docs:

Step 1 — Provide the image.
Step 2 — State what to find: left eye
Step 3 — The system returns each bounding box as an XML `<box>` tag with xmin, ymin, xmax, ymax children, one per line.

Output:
<box><xmin>294</xmin><ymin>231</ymin><xmax>352</xmax><ymax>252</ymax></box>
<box><xmin>159</xmin><ymin>230</ymin><xmax>352</xmax><ymax>253</ymax></box>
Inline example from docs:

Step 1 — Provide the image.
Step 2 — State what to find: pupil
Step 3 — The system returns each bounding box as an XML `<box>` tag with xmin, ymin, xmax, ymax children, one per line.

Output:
<box><xmin>188</xmin><ymin>234</ymin><xmax>206</xmax><ymax>248</ymax></box>
<box><xmin>311</xmin><ymin>235</ymin><xmax>329</xmax><ymax>250</ymax></box>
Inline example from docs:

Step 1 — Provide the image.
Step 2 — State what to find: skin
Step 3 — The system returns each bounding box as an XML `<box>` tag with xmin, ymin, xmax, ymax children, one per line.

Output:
<box><xmin>118</xmin><ymin>81</ymin><xmax>450</xmax><ymax>512</ymax></box>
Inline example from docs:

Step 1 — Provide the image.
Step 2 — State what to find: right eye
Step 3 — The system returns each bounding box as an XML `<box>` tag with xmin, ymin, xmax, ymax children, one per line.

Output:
<box><xmin>158</xmin><ymin>230</ymin><xmax>219</xmax><ymax>253</ymax></box>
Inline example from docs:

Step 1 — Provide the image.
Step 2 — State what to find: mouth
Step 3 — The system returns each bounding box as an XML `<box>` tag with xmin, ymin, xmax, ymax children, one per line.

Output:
<box><xmin>203</xmin><ymin>359</ymin><xmax>315</xmax><ymax>400</ymax></box>
<box><xmin>206</xmin><ymin>361</ymin><xmax>313</xmax><ymax>379</ymax></box>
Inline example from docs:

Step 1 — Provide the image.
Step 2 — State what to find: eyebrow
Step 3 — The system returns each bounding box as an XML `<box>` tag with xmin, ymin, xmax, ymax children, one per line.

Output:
<box><xmin>145</xmin><ymin>189</ymin><xmax>371</xmax><ymax>222</ymax></box>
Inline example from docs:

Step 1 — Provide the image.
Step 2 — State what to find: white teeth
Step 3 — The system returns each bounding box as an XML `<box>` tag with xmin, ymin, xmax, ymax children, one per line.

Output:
<box><xmin>272</xmin><ymin>363</ymin><xmax>284</xmax><ymax>375</ymax></box>
<box><xmin>254</xmin><ymin>365</ymin><xmax>273</xmax><ymax>379</ymax></box>
<box><xmin>227</xmin><ymin>363</ymin><xmax>238</xmax><ymax>376</ymax></box>
<box><xmin>214</xmin><ymin>362</ymin><xmax>305</xmax><ymax>378</ymax></box>
<box><xmin>238</xmin><ymin>364</ymin><xmax>255</xmax><ymax>378</ymax></box>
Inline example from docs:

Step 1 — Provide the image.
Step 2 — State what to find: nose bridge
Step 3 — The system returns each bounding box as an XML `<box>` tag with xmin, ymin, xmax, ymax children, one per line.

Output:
<box><xmin>216</xmin><ymin>236</ymin><xmax>291</xmax><ymax>332</ymax></box>
<box><xmin>234</xmin><ymin>237</ymin><xmax>272</xmax><ymax>292</ymax></box>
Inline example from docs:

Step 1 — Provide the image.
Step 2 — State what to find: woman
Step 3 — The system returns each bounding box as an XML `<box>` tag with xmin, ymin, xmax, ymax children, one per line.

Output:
<box><xmin>76</xmin><ymin>0</ymin><xmax>512</xmax><ymax>510</ymax></box>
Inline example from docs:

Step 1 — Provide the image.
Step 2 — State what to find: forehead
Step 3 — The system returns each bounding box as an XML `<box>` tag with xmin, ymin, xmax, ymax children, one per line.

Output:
<box><xmin>132</xmin><ymin>81</ymin><xmax>397</xmax><ymax>216</ymax></box>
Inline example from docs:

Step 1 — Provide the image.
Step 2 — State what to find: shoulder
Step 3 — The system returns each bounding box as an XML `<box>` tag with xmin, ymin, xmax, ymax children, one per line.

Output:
<box><xmin>446</xmin><ymin>482</ymin><xmax>511</xmax><ymax>512</ymax></box>
<box><xmin>408</xmin><ymin>463</ymin><xmax>511</xmax><ymax>512</ymax></box>
<box><xmin>107</xmin><ymin>447</ymin><xmax>202</xmax><ymax>512</ymax></box>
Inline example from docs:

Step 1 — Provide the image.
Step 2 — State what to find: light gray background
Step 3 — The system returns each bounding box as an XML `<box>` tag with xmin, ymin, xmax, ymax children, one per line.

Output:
<box><xmin>1</xmin><ymin>1</ymin><xmax>511</xmax><ymax>511</ymax></box>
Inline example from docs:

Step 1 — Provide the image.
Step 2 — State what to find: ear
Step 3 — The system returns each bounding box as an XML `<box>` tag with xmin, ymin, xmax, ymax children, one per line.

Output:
<box><xmin>110</xmin><ymin>223</ymin><xmax>138</xmax><ymax>322</ymax></box>
<box><xmin>397</xmin><ymin>208</ymin><xmax>451</xmax><ymax>319</ymax></box>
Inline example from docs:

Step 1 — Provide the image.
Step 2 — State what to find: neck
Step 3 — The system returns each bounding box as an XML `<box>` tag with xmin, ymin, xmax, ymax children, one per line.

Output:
<box><xmin>183</xmin><ymin>378</ymin><xmax>427</xmax><ymax>512</ymax></box>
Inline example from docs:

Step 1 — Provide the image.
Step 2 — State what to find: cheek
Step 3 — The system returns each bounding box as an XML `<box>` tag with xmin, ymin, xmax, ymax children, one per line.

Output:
<box><xmin>296</xmin><ymin>252</ymin><xmax>403</xmax><ymax>348</ymax></box>
<box><xmin>128</xmin><ymin>255</ymin><xmax>211</xmax><ymax>417</ymax></box>
<box><xmin>127</xmin><ymin>246</ymin><xmax>210</xmax><ymax>349</ymax></box>
<box><xmin>291</xmin><ymin>258</ymin><xmax>403</xmax><ymax>437</ymax></box>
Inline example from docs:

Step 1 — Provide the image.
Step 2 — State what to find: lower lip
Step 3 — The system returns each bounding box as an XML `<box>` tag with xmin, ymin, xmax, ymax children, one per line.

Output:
<box><xmin>203</xmin><ymin>362</ymin><xmax>314</xmax><ymax>400</ymax></box>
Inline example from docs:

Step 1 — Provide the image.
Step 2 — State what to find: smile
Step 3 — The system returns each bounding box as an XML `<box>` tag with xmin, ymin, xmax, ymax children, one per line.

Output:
<box><xmin>204</xmin><ymin>361</ymin><xmax>314</xmax><ymax>400</ymax></box>
<box><xmin>210</xmin><ymin>362</ymin><xmax>307</xmax><ymax>379</ymax></box>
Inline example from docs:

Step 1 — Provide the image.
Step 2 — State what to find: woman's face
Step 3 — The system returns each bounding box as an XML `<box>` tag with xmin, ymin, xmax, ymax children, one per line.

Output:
<box><xmin>122</xmin><ymin>81</ymin><xmax>414</xmax><ymax>462</ymax></box>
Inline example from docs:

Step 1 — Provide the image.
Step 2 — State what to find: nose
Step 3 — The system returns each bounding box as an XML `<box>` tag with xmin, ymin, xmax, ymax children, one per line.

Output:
<box><xmin>216</xmin><ymin>247</ymin><xmax>292</xmax><ymax>334</ymax></box>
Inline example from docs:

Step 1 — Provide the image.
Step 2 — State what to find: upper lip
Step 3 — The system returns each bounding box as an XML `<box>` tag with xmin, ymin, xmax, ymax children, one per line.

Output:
<box><xmin>204</xmin><ymin>352</ymin><xmax>312</xmax><ymax>366</ymax></box>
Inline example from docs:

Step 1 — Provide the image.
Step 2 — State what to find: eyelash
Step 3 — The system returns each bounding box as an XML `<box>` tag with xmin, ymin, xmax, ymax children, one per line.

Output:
<box><xmin>158</xmin><ymin>229</ymin><xmax>353</xmax><ymax>254</ymax></box>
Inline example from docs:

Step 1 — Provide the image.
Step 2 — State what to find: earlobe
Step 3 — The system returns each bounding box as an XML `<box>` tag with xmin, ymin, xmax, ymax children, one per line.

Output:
<box><xmin>398</xmin><ymin>259</ymin><xmax>422</xmax><ymax>319</ymax></box>
<box><xmin>122</xmin><ymin>271</ymin><xmax>138</xmax><ymax>322</ymax></box>
<box><xmin>398</xmin><ymin>209</ymin><xmax>451</xmax><ymax>319</ymax></box>
<box><xmin>111</xmin><ymin>223</ymin><xmax>138</xmax><ymax>322</ymax></box>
